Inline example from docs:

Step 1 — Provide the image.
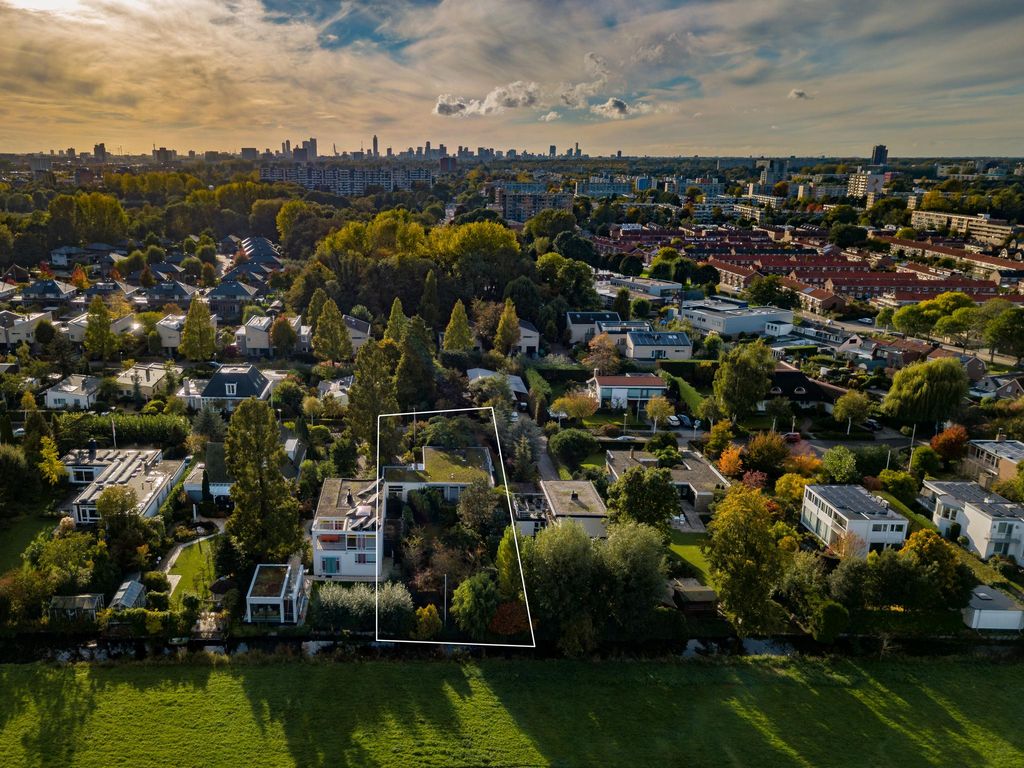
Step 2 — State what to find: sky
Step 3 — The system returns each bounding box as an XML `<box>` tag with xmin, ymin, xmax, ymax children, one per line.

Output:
<box><xmin>1</xmin><ymin>0</ymin><xmax>1022</xmax><ymax>157</ymax></box>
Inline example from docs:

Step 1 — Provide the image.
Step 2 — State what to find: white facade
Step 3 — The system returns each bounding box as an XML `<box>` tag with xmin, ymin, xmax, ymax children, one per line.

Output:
<box><xmin>44</xmin><ymin>374</ymin><xmax>101</xmax><ymax>410</ymax></box>
<box><xmin>0</xmin><ymin>310</ymin><xmax>52</xmax><ymax>349</ymax></box>
<box><xmin>244</xmin><ymin>563</ymin><xmax>308</xmax><ymax>624</ymax></box>
<box><xmin>63</xmin><ymin>312</ymin><xmax>134</xmax><ymax>344</ymax></box>
<box><xmin>679</xmin><ymin>299</ymin><xmax>793</xmax><ymax>336</ymax></box>
<box><xmin>515</xmin><ymin>322</ymin><xmax>541</xmax><ymax>357</ymax></box>
<box><xmin>624</xmin><ymin>331</ymin><xmax>692</xmax><ymax>361</ymax></box>
<box><xmin>312</xmin><ymin>479</ymin><xmax>384</xmax><ymax>581</ymax></box>
<box><xmin>800</xmin><ymin>485</ymin><xmax>908</xmax><ymax>557</ymax></box>
<box><xmin>155</xmin><ymin>313</ymin><xmax>219</xmax><ymax>355</ymax></box>
<box><xmin>963</xmin><ymin>587</ymin><xmax>1024</xmax><ymax>631</ymax></box>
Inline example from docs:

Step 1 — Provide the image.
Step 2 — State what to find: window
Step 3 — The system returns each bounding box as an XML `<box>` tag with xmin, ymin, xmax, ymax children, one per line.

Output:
<box><xmin>225</xmin><ymin>383</ymin><xmax>237</xmax><ymax>396</ymax></box>
<box><xmin>346</xmin><ymin>535</ymin><xmax>358</xmax><ymax>550</ymax></box>
<box><xmin>322</xmin><ymin>557</ymin><xmax>339</xmax><ymax>575</ymax></box>
<box><xmin>872</xmin><ymin>523</ymin><xmax>884</xmax><ymax>532</ymax></box>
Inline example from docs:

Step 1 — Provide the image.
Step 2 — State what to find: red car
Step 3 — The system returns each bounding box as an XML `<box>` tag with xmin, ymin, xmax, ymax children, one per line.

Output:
<box><xmin>783</xmin><ymin>432</ymin><xmax>802</xmax><ymax>443</ymax></box>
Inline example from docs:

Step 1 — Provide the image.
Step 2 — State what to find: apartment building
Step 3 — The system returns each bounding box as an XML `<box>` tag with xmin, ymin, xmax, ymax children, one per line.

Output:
<box><xmin>910</xmin><ymin>211</ymin><xmax>1017</xmax><ymax>245</ymax></box>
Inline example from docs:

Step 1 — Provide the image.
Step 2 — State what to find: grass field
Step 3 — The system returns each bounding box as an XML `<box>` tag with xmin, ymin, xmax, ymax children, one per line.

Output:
<box><xmin>3</xmin><ymin>657</ymin><xmax>1024</xmax><ymax>767</ymax></box>
<box><xmin>169</xmin><ymin>536</ymin><xmax>219</xmax><ymax>605</ymax></box>
<box><xmin>580</xmin><ymin>451</ymin><xmax>607</xmax><ymax>471</ymax></box>
<box><xmin>0</xmin><ymin>516</ymin><xmax>56</xmax><ymax>573</ymax></box>
<box><xmin>669</xmin><ymin>530</ymin><xmax>712</xmax><ymax>584</ymax></box>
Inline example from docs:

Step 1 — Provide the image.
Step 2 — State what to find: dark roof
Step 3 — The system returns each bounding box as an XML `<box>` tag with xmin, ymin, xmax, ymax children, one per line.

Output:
<box><xmin>769</xmin><ymin>366</ymin><xmax>825</xmax><ymax>401</ymax></box>
<box><xmin>567</xmin><ymin>311</ymin><xmax>621</xmax><ymax>324</ymax></box>
<box><xmin>147</xmin><ymin>281</ymin><xmax>197</xmax><ymax>300</ymax></box>
<box><xmin>628</xmin><ymin>331</ymin><xmax>691</xmax><ymax>346</ymax></box>
<box><xmin>343</xmin><ymin>314</ymin><xmax>371</xmax><ymax>334</ymax></box>
<box><xmin>22</xmin><ymin>279</ymin><xmax>76</xmax><ymax>297</ymax></box>
<box><xmin>208</xmin><ymin>280</ymin><xmax>260</xmax><ymax>298</ymax></box>
<box><xmin>199</xmin><ymin>365</ymin><xmax>271</xmax><ymax>399</ymax></box>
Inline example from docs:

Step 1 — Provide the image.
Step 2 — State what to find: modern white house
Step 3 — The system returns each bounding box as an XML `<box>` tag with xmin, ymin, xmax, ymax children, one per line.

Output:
<box><xmin>382</xmin><ymin>446</ymin><xmax>494</xmax><ymax>503</ymax></box>
<box><xmin>44</xmin><ymin>374</ymin><xmax>102</xmax><ymax>410</ymax></box>
<box><xmin>115</xmin><ymin>363</ymin><xmax>181</xmax><ymax>401</ymax></box>
<box><xmin>0</xmin><ymin>310</ymin><xmax>53</xmax><ymax>350</ymax></box>
<box><xmin>624</xmin><ymin>330</ymin><xmax>692</xmax><ymax>361</ymax></box>
<box><xmin>921</xmin><ymin>479</ymin><xmax>1024</xmax><ymax>561</ymax></box>
<box><xmin>244</xmin><ymin>563</ymin><xmax>308</xmax><ymax>624</ymax></box>
<box><xmin>679</xmin><ymin>298</ymin><xmax>793</xmax><ymax>336</ymax></box>
<box><xmin>62</xmin><ymin>311</ymin><xmax>134</xmax><ymax>345</ymax></box>
<box><xmin>566</xmin><ymin>311</ymin><xmax>622</xmax><ymax>344</ymax></box>
<box><xmin>234</xmin><ymin>314</ymin><xmax>310</xmax><ymax>357</ymax></box>
<box><xmin>963</xmin><ymin>439</ymin><xmax>1024</xmax><ymax>489</ymax></box>
<box><xmin>587</xmin><ymin>373</ymin><xmax>668</xmax><ymax>410</ymax></box>
<box><xmin>606</xmin><ymin>448</ymin><xmax>729</xmax><ymax>513</ymax></box>
<box><xmin>312</xmin><ymin>478</ymin><xmax>384</xmax><ymax>580</ymax></box>
<box><xmin>800</xmin><ymin>484</ymin><xmax>909</xmax><ymax>557</ymax></box>
<box><xmin>155</xmin><ymin>313</ymin><xmax>219</xmax><ymax>355</ymax></box>
<box><xmin>515</xmin><ymin>320</ymin><xmax>541</xmax><ymax>357</ymax></box>
<box><xmin>61</xmin><ymin>445</ymin><xmax>188</xmax><ymax>525</ymax></box>
<box><xmin>540</xmin><ymin>480</ymin><xmax>608</xmax><ymax>538</ymax></box>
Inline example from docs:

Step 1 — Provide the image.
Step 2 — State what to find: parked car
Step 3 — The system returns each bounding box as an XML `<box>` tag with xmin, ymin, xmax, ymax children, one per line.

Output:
<box><xmin>857</xmin><ymin>317</ymin><xmax>874</xmax><ymax>324</ymax></box>
<box><xmin>863</xmin><ymin>418</ymin><xmax>883</xmax><ymax>432</ymax></box>
<box><xmin>783</xmin><ymin>432</ymin><xmax>802</xmax><ymax>443</ymax></box>
<box><xmin>614</xmin><ymin>434</ymin><xmax>635</xmax><ymax>442</ymax></box>
<box><xmin>679</xmin><ymin>415</ymin><xmax>692</xmax><ymax>428</ymax></box>
<box><xmin>666</xmin><ymin>415</ymin><xmax>680</xmax><ymax>427</ymax></box>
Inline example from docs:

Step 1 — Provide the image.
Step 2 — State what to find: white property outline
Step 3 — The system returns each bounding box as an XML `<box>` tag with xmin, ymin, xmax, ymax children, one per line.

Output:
<box><xmin>374</xmin><ymin>406</ymin><xmax>537</xmax><ymax>648</ymax></box>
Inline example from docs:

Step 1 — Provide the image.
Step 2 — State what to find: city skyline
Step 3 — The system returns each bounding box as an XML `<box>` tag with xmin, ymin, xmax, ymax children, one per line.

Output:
<box><xmin>0</xmin><ymin>0</ymin><xmax>1022</xmax><ymax>156</ymax></box>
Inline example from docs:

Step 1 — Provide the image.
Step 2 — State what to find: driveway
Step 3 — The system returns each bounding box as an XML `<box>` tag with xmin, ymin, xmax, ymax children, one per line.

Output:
<box><xmin>536</xmin><ymin>436</ymin><xmax>560</xmax><ymax>480</ymax></box>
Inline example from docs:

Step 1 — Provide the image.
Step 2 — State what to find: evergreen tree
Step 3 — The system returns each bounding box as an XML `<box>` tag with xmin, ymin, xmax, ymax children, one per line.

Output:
<box><xmin>494</xmin><ymin>298</ymin><xmax>521</xmax><ymax>356</ymax></box>
<box><xmin>395</xmin><ymin>316</ymin><xmax>436</xmax><ymax>410</ymax></box>
<box><xmin>179</xmin><ymin>299</ymin><xmax>216</xmax><ymax>361</ymax></box>
<box><xmin>83</xmin><ymin>296</ymin><xmax>117</xmax><ymax>360</ymax></box>
<box><xmin>312</xmin><ymin>298</ymin><xmax>353</xmax><ymax>364</ymax></box>
<box><xmin>224</xmin><ymin>399</ymin><xmax>304</xmax><ymax>569</ymax></box>
<box><xmin>384</xmin><ymin>297</ymin><xmax>409</xmax><ymax>342</ymax></box>
<box><xmin>496</xmin><ymin>526</ymin><xmax>522</xmax><ymax>601</ymax></box>
<box><xmin>442</xmin><ymin>299</ymin><xmax>473</xmax><ymax>352</ymax></box>
<box><xmin>420</xmin><ymin>269</ymin><xmax>440</xmax><ymax>329</ymax></box>
<box><xmin>306</xmin><ymin>287</ymin><xmax>329</xmax><ymax>336</ymax></box>
<box><xmin>347</xmin><ymin>341</ymin><xmax>401</xmax><ymax>459</ymax></box>
<box><xmin>192</xmin><ymin>404</ymin><xmax>226</xmax><ymax>442</ymax></box>
<box><xmin>270</xmin><ymin>315</ymin><xmax>298</xmax><ymax>357</ymax></box>
<box><xmin>612</xmin><ymin>287</ymin><xmax>631</xmax><ymax>320</ymax></box>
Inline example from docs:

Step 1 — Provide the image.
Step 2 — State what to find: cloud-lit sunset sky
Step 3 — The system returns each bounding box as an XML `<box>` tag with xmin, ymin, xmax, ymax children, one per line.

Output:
<box><xmin>1</xmin><ymin>0</ymin><xmax>1022</xmax><ymax>157</ymax></box>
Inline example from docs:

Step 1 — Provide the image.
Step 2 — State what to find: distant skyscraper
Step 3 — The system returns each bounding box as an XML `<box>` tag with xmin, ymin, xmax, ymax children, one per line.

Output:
<box><xmin>549</xmin><ymin>145</ymin><xmax>556</xmax><ymax>157</ymax></box>
<box><xmin>372</xmin><ymin>134</ymin><xmax>379</xmax><ymax>158</ymax></box>
<box><xmin>93</xmin><ymin>143</ymin><xmax>107</xmax><ymax>162</ymax></box>
<box><xmin>306</xmin><ymin>137</ymin><xmax>317</xmax><ymax>159</ymax></box>
<box><xmin>871</xmin><ymin>144</ymin><xmax>888</xmax><ymax>166</ymax></box>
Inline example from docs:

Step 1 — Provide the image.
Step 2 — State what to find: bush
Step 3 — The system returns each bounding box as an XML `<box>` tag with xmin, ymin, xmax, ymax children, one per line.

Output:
<box><xmin>147</xmin><ymin>591</ymin><xmax>170</xmax><ymax>610</ymax></box>
<box><xmin>53</xmin><ymin>413</ymin><xmax>189</xmax><ymax>452</ymax></box>
<box><xmin>878</xmin><ymin>469</ymin><xmax>919</xmax><ymax>506</ymax></box>
<box><xmin>142</xmin><ymin>571</ymin><xmax>171</xmax><ymax>592</ymax></box>
<box><xmin>810</xmin><ymin>600</ymin><xmax>849</xmax><ymax>643</ymax></box>
<box><xmin>378</xmin><ymin>582</ymin><xmax>415</xmax><ymax>637</ymax></box>
<box><xmin>910</xmin><ymin>446</ymin><xmax>942</xmax><ymax>478</ymax></box>
<box><xmin>413</xmin><ymin>604</ymin><xmax>442</xmax><ymax>640</ymax></box>
<box><xmin>548</xmin><ymin>428</ymin><xmax>599</xmax><ymax>469</ymax></box>
<box><xmin>646</xmin><ymin>431</ymin><xmax>678</xmax><ymax>452</ymax></box>
<box><xmin>600</xmin><ymin>423</ymin><xmax>621</xmax><ymax>438</ymax></box>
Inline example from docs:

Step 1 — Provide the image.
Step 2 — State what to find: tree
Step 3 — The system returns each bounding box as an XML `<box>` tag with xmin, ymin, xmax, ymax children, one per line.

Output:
<box><xmin>37</xmin><ymin>436</ymin><xmax>64</xmax><ymax>486</ymax></box>
<box><xmin>833</xmin><ymin>391</ymin><xmax>872</xmax><ymax>435</ymax></box>
<box><xmin>442</xmin><ymin>299</ymin><xmax>473</xmax><ymax>352</ymax></box>
<box><xmin>985</xmin><ymin>306</ymin><xmax>1024</xmax><ymax>364</ymax></box>
<box><xmin>712</xmin><ymin>340</ymin><xmax>774</xmax><ymax>420</ymax></box>
<box><xmin>829</xmin><ymin>224</ymin><xmax>867</xmax><ymax>248</ymax></box>
<box><xmin>705</xmin><ymin>485</ymin><xmax>784</xmax><ymax>635</ymax></box>
<box><xmin>549</xmin><ymin>390</ymin><xmax>598</xmax><ymax>424</ymax></box>
<box><xmin>224</xmin><ymin>399</ymin><xmax>304</xmax><ymax>569</ymax></box>
<box><xmin>718</xmin><ymin>446</ymin><xmax>743</xmax><ymax>477</ymax></box>
<box><xmin>83</xmin><ymin>296</ymin><xmax>117</xmax><ymax>361</ymax></box>
<box><xmin>548</xmin><ymin>428</ymin><xmax>598</xmax><ymax>468</ymax></box>
<box><xmin>347</xmin><ymin>341</ymin><xmax>400</xmax><ymax>458</ymax></box>
<box><xmin>645</xmin><ymin>395</ymin><xmax>674</xmax><ymax>433</ymax></box>
<box><xmin>384</xmin><ymin>297</ymin><xmax>409</xmax><ymax>343</ymax></box>
<box><xmin>306</xmin><ymin>287</ymin><xmax>329</xmax><ymax>336</ymax></box>
<box><xmin>705</xmin><ymin>420</ymin><xmax>734</xmax><ymax>459</ymax></box>
<box><xmin>744</xmin><ymin>275</ymin><xmax>799</xmax><ymax>310</ymax></box>
<box><xmin>583</xmin><ymin>332</ymin><xmax>619</xmax><ymax>374</ymax></box>
<box><xmin>893</xmin><ymin>304</ymin><xmax>934</xmax><ymax>339</ymax></box>
<box><xmin>774</xmin><ymin>473</ymin><xmax>810</xmax><ymax>512</ymax></box>
<box><xmin>420</xmin><ymin>269</ymin><xmax>440</xmax><ymax>329</ymax></box>
<box><xmin>899</xmin><ymin>529</ymin><xmax>974</xmax><ymax>609</ymax></box>
<box><xmin>910</xmin><ymin>445</ymin><xmax>942</xmax><ymax>478</ymax></box>
<box><xmin>413</xmin><ymin>604</ymin><xmax>442</xmax><ymax>640</ymax></box>
<box><xmin>810</xmin><ymin>600</ymin><xmax>849</xmax><ymax>644</ymax></box>
<box><xmin>179</xmin><ymin>299</ymin><xmax>216</xmax><ymax>361</ymax></box>
<box><xmin>612</xmin><ymin>287</ymin><xmax>631</xmax><ymax>320</ymax></box>
<box><xmin>69</xmin><ymin>264</ymin><xmax>90</xmax><ymax>290</ymax></box>
<box><xmin>97</xmin><ymin>484</ymin><xmax>160</xmax><ymax>572</ymax></box>
<box><xmin>606</xmin><ymin>466</ymin><xmax>679</xmax><ymax>537</ymax></box>
<box><xmin>494</xmin><ymin>298</ymin><xmax>521</xmax><ymax>356</ymax></box>
<box><xmin>451</xmin><ymin>572</ymin><xmax>500</xmax><ymax>641</ymax></box>
<box><xmin>878</xmin><ymin>469</ymin><xmax>918</xmax><ymax>506</ymax></box>
<box><xmin>270</xmin><ymin>315</ymin><xmax>298</xmax><ymax>357</ymax></box>
<box><xmin>822</xmin><ymin>445</ymin><xmax>859</xmax><ymax>483</ymax></box>
<box><xmin>600</xmin><ymin>521</ymin><xmax>666</xmax><ymax>633</ymax></box>
<box><xmin>395</xmin><ymin>316</ymin><xmax>436</xmax><ymax>410</ymax></box>
<box><xmin>744</xmin><ymin>431</ymin><xmax>790</xmax><ymax>475</ymax></box>
<box><xmin>192</xmin><ymin>405</ymin><xmax>226</xmax><ymax>442</ymax></box>
<box><xmin>931</xmin><ymin>424</ymin><xmax>969</xmax><ymax>463</ymax></box>
<box><xmin>495</xmin><ymin>526</ymin><xmax>523</xmax><ymax>601</ymax></box>
<box><xmin>881</xmin><ymin>358</ymin><xmax>968</xmax><ymax>424</ymax></box>
<box><xmin>201</xmin><ymin>262</ymin><xmax>218</xmax><ymax>287</ymax></box>
<box><xmin>312</xmin><ymin>299</ymin><xmax>353</xmax><ymax>364</ymax></box>
<box><xmin>523</xmin><ymin>208</ymin><xmax>576</xmax><ymax>240</ymax></box>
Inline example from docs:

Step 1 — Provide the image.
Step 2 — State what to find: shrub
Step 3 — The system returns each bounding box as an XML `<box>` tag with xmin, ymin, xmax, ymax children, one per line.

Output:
<box><xmin>646</xmin><ymin>431</ymin><xmax>678</xmax><ymax>452</ymax></box>
<box><xmin>378</xmin><ymin>581</ymin><xmax>415</xmax><ymax>637</ymax></box>
<box><xmin>930</xmin><ymin>424</ymin><xmax>968</xmax><ymax>463</ymax></box>
<box><xmin>910</xmin><ymin>446</ymin><xmax>942</xmax><ymax>478</ymax></box>
<box><xmin>548</xmin><ymin>428</ymin><xmax>598</xmax><ymax>469</ymax></box>
<box><xmin>810</xmin><ymin>600</ymin><xmax>849</xmax><ymax>643</ymax></box>
<box><xmin>147</xmin><ymin>591</ymin><xmax>170</xmax><ymax>610</ymax></box>
<box><xmin>744</xmin><ymin>431</ymin><xmax>789</xmax><ymax>476</ymax></box>
<box><xmin>413</xmin><ymin>604</ymin><xmax>442</xmax><ymax>640</ymax></box>
<box><xmin>600</xmin><ymin>423</ymin><xmax>622</xmax><ymax>438</ymax></box>
<box><xmin>878</xmin><ymin>469</ymin><xmax>918</xmax><ymax>506</ymax></box>
<box><xmin>141</xmin><ymin>571</ymin><xmax>171</xmax><ymax>592</ymax></box>
<box><xmin>53</xmin><ymin>413</ymin><xmax>189</xmax><ymax>452</ymax></box>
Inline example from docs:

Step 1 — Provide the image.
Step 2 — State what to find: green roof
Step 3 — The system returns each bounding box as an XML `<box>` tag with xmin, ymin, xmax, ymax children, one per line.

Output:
<box><xmin>384</xmin><ymin>446</ymin><xmax>492</xmax><ymax>485</ymax></box>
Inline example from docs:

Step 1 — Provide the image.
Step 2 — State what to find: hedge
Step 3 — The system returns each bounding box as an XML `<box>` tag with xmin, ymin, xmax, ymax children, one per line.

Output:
<box><xmin>53</xmin><ymin>413</ymin><xmax>190</xmax><ymax>453</ymax></box>
<box><xmin>656</xmin><ymin>360</ymin><xmax>718</xmax><ymax>385</ymax></box>
<box><xmin>527</xmin><ymin>365</ymin><xmax>591</xmax><ymax>386</ymax></box>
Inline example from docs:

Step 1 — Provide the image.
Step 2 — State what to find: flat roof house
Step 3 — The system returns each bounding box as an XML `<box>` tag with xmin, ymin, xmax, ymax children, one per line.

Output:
<box><xmin>156</xmin><ymin>312</ymin><xmax>219</xmax><ymax>355</ymax></box>
<box><xmin>679</xmin><ymin>298</ymin><xmax>793</xmax><ymax>336</ymax></box>
<box><xmin>964</xmin><ymin>439</ymin><xmax>1024</xmax><ymax>489</ymax></box>
<box><xmin>115</xmin><ymin>363</ymin><xmax>181</xmax><ymax>401</ymax></box>
<box><xmin>625</xmin><ymin>331</ymin><xmax>692</xmax><ymax>362</ymax></box>
<box><xmin>921</xmin><ymin>479</ymin><xmax>1024</xmax><ymax>561</ymax></box>
<box><xmin>801</xmin><ymin>484</ymin><xmax>909</xmax><ymax>557</ymax></box>
<box><xmin>244</xmin><ymin>563</ymin><xmax>308</xmax><ymax>624</ymax></box>
<box><xmin>566</xmin><ymin>311</ymin><xmax>622</xmax><ymax>344</ymax></box>
<box><xmin>44</xmin><ymin>374</ymin><xmax>101</xmax><ymax>410</ymax></box>
<box><xmin>588</xmin><ymin>373</ymin><xmax>668</xmax><ymax>410</ymax></box>
<box><xmin>963</xmin><ymin>586</ymin><xmax>1024</xmax><ymax>631</ymax></box>
<box><xmin>606</xmin><ymin>448</ymin><xmax>729</xmax><ymax>513</ymax></box>
<box><xmin>235</xmin><ymin>314</ymin><xmax>307</xmax><ymax>358</ymax></box>
<box><xmin>0</xmin><ymin>310</ymin><xmax>53</xmax><ymax>350</ymax></box>
<box><xmin>61</xmin><ymin>311</ymin><xmax>134</xmax><ymax>345</ymax></box>
<box><xmin>312</xmin><ymin>478</ymin><xmax>384</xmax><ymax>581</ymax></box>
<box><xmin>540</xmin><ymin>480</ymin><xmax>608</xmax><ymax>538</ymax></box>
<box><xmin>62</xmin><ymin>445</ymin><xmax>188</xmax><ymax>525</ymax></box>
<box><xmin>382</xmin><ymin>446</ymin><xmax>494</xmax><ymax>503</ymax></box>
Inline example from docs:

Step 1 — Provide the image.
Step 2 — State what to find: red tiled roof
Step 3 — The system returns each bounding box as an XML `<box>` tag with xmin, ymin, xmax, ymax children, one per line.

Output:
<box><xmin>592</xmin><ymin>375</ymin><xmax>667</xmax><ymax>387</ymax></box>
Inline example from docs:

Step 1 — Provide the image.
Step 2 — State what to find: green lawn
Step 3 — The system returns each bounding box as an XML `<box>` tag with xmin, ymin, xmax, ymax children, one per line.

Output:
<box><xmin>669</xmin><ymin>530</ymin><xmax>712</xmax><ymax>584</ymax></box>
<box><xmin>169</xmin><ymin>536</ymin><xmax>219</xmax><ymax>605</ymax></box>
<box><xmin>0</xmin><ymin>516</ymin><xmax>56</xmax><ymax>573</ymax></box>
<box><xmin>3</xmin><ymin>658</ymin><xmax>1024</xmax><ymax>767</ymax></box>
<box><xmin>582</xmin><ymin>411</ymin><xmax>645</xmax><ymax>428</ymax></box>
<box><xmin>580</xmin><ymin>451</ymin><xmax>607</xmax><ymax>472</ymax></box>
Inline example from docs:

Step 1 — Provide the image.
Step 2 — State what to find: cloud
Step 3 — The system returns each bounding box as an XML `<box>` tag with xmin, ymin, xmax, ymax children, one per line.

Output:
<box><xmin>788</xmin><ymin>88</ymin><xmax>812</xmax><ymax>100</ymax></box>
<box><xmin>558</xmin><ymin>51</ymin><xmax>610</xmax><ymax>108</ymax></box>
<box><xmin>538</xmin><ymin>110</ymin><xmax>561</xmax><ymax>122</ymax></box>
<box><xmin>590</xmin><ymin>97</ymin><xmax>654</xmax><ymax>120</ymax></box>
<box><xmin>433</xmin><ymin>80</ymin><xmax>540</xmax><ymax>117</ymax></box>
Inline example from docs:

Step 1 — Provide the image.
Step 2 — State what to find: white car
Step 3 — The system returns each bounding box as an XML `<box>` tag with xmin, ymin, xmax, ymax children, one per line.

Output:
<box><xmin>666</xmin><ymin>415</ymin><xmax>681</xmax><ymax>427</ymax></box>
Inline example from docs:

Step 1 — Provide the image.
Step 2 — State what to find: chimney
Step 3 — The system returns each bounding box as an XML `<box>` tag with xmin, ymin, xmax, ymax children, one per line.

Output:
<box><xmin>145</xmin><ymin>368</ymin><xmax>150</xmax><ymax>382</ymax></box>
<box><xmin>997</xmin><ymin>431</ymin><xmax>1006</xmax><ymax>442</ymax></box>
<box><xmin>88</xmin><ymin>438</ymin><xmax>97</xmax><ymax>461</ymax></box>
<box><xmin>346</xmin><ymin>491</ymin><xmax>353</xmax><ymax>506</ymax></box>
<box><xmin>570</xmin><ymin>490</ymin><xmax>579</xmax><ymax>501</ymax></box>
